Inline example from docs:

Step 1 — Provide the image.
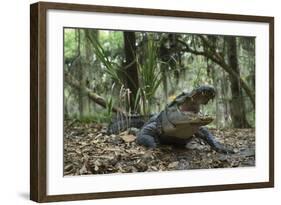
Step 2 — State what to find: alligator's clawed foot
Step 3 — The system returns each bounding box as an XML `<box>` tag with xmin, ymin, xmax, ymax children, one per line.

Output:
<box><xmin>215</xmin><ymin>146</ymin><xmax>235</xmax><ymax>154</ymax></box>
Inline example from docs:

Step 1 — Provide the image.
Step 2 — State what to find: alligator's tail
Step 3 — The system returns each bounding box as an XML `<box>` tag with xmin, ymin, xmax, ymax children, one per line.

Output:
<box><xmin>107</xmin><ymin>114</ymin><xmax>153</xmax><ymax>134</ymax></box>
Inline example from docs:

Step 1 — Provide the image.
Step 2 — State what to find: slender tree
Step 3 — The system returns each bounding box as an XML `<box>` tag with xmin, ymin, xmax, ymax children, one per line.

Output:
<box><xmin>123</xmin><ymin>31</ymin><xmax>139</xmax><ymax>111</ymax></box>
<box><xmin>226</xmin><ymin>36</ymin><xmax>250</xmax><ymax>128</ymax></box>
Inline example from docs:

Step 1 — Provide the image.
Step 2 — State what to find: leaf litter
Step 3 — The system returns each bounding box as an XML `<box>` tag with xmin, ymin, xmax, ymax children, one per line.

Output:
<box><xmin>64</xmin><ymin>121</ymin><xmax>255</xmax><ymax>176</ymax></box>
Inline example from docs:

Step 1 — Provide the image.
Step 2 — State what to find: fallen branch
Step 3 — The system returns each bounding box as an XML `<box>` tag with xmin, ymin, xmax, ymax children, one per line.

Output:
<box><xmin>65</xmin><ymin>72</ymin><xmax>125</xmax><ymax>114</ymax></box>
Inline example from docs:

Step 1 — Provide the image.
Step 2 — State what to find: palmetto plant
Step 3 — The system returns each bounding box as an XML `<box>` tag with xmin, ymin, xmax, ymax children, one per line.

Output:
<box><xmin>87</xmin><ymin>30</ymin><xmax>162</xmax><ymax>116</ymax></box>
<box><xmin>85</xmin><ymin>30</ymin><xmax>122</xmax><ymax>85</ymax></box>
<box><xmin>135</xmin><ymin>34</ymin><xmax>162</xmax><ymax>115</ymax></box>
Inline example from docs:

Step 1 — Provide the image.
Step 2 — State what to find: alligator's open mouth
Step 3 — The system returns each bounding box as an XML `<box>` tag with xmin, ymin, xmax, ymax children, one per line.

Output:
<box><xmin>178</xmin><ymin>86</ymin><xmax>216</xmax><ymax>115</ymax></box>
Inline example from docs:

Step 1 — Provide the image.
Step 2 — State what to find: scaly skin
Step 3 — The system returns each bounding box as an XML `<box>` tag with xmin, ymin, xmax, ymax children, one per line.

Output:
<box><xmin>109</xmin><ymin>85</ymin><xmax>233</xmax><ymax>154</ymax></box>
<box><xmin>136</xmin><ymin>86</ymin><xmax>233</xmax><ymax>154</ymax></box>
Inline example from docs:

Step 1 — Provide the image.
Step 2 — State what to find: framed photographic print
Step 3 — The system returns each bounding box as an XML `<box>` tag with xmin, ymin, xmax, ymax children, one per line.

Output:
<box><xmin>30</xmin><ymin>1</ymin><xmax>274</xmax><ymax>202</ymax></box>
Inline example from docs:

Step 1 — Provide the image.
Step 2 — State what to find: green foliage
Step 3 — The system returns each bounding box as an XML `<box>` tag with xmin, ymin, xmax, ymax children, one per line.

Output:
<box><xmin>99</xmin><ymin>31</ymin><xmax>124</xmax><ymax>57</ymax></box>
<box><xmin>78</xmin><ymin>112</ymin><xmax>112</xmax><ymax>124</ymax></box>
<box><xmin>64</xmin><ymin>29</ymin><xmax>78</xmax><ymax>61</ymax></box>
<box><xmin>64</xmin><ymin>28</ymin><xmax>256</xmax><ymax>128</ymax></box>
<box><xmin>85</xmin><ymin>30</ymin><xmax>122</xmax><ymax>84</ymax></box>
<box><xmin>105</xmin><ymin>85</ymin><xmax>116</xmax><ymax>119</ymax></box>
<box><xmin>136</xmin><ymin>34</ymin><xmax>162</xmax><ymax>115</ymax></box>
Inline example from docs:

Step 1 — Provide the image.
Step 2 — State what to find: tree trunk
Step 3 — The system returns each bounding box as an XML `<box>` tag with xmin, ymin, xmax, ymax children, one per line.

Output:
<box><xmin>226</xmin><ymin>36</ymin><xmax>250</xmax><ymax>128</ymax></box>
<box><xmin>209</xmin><ymin>61</ymin><xmax>220</xmax><ymax>128</ymax></box>
<box><xmin>76</xmin><ymin>29</ymin><xmax>89</xmax><ymax>119</ymax></box>
<box><xmin>221</xmin><ymin>70</ymin><xmax>231</xmax><ymax>127</ymax></box>
<box><xmin>84</xmin><ymin>29</ymin><xmax>93</xmax><ymax>115</ymax></box>
<box><xmin>64</xmin><ymin>86</ymin><xmax>69</xmax><ymax>119</ymax></box>
<box><xmin>221</xmin><ymin>40</ymin><xmax>231</xmax><ymax>127</ymax></box>
<box><xmin>123</xmin><ymin>31</ymin><xmax>139</xmax><ymax>111</ymax></box>
<box><xmin>159</xmin><ymin>41</ymin><xmax>170</xmax><ymax>102</ymax></box>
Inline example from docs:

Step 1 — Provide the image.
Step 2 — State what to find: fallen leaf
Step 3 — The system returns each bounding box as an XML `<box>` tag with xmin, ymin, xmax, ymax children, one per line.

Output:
<box><xmin>64</xmin><ymin>164</ymin><xmax>73</xmax><ymax>172</ymax></box>
<box><xmin>120</xmin><ymin>134</ymin><xmax>136</xmax><ymax>143</ymax></box>
<box><xmin>79</xmin><ymin>162</ymin><xmax>88</xmax><ymax>175</ymax></box>
<box><xmin>168</xmin><ymin>161</ymin><xmax>179</xmax><ymax>169</ymax></box>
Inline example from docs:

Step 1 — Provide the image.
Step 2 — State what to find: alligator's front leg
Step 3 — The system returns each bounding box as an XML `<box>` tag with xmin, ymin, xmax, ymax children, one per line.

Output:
<box><xmin>195</xmin><ymin>127</ymin><xmax>233</xmax><ymax>154</ymax></box>
<box><xmin>136</xmin><ymin>121</ymin><xmax>159</xmax><ymax>149</ymax></box>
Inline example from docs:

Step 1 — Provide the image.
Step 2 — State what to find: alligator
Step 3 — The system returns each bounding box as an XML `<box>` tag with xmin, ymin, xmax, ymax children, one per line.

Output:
<box><xmin>108</xmin><ymin>85</ymin><xmax>233</xmax><ymax>154</ymax></box>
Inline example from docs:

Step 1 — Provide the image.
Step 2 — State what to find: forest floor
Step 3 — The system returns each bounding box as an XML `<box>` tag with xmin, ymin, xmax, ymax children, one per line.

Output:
<box><xmin>63</xmin><ymin>121</ymin><xmax>255</xmax><ymax>176</ymax></box>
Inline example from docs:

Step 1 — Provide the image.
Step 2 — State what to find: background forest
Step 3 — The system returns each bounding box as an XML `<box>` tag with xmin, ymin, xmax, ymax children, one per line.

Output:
<box><xmin>63</xmin><ymin>28</ymin><xmax>256</xmax><ymax>175</ymax></box>
<box><xmin>64</xmin><ymin>28</ymin><xmax>255</xmax><ymax>129</ymax></box>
